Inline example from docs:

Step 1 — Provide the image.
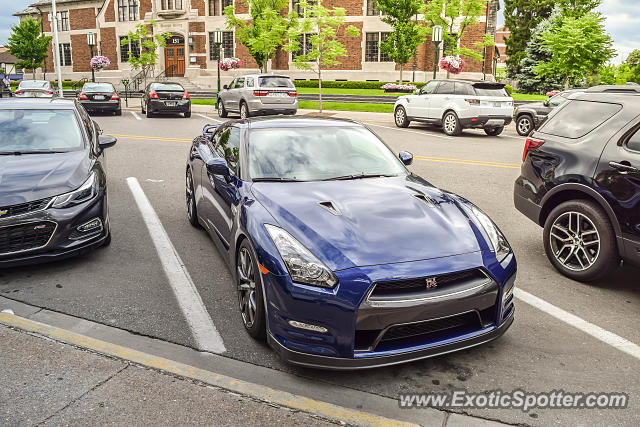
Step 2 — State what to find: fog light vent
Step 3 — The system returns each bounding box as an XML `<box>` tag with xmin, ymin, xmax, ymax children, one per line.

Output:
<box><xmin>288</xmin><ymin>320</ymin><xmax>328</xmax><ymax>333</ymax></box>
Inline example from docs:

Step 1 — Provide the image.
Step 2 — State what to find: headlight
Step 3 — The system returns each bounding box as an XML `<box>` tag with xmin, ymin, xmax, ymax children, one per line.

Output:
<box><xmin>51</xmin><ymin>172</ymin><xmax>98</xmax><ymax>209</ymax></box>
<box><xmin>470</xmin><ymin>206</ymin><xmax>511</xmax><ymax>262</ymax></box>
<box><xmin>265</xmin><ymin>224</ymin><xmax>338</xmax><ymax>289</ymax></box>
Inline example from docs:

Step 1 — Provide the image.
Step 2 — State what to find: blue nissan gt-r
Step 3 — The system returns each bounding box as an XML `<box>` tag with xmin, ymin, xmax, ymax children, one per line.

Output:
<box><xmin>186</xmin><ymin>117</ymin><xmax>516</xmax><ymax>369</ymax></box>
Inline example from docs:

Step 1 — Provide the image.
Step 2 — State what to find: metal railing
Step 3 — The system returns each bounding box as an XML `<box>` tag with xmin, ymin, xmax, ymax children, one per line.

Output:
<box><xmin>129</xmin><ymin>67</ymin><xmax>154</xmax><ymax>93</ymax></box>
<box><xmin>70</xmin><ymin>77</ymin><xmax>88</xmax><ymax>92</ymax></box>
<box><xmin>155</xmin><ymin>65</ymin><xmax>176</xmax><ymax>81</ymax></box>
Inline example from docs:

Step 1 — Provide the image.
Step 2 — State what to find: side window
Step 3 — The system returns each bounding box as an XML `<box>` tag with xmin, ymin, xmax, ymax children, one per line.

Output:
<box><xmin>626</xmin><ymin>128</ymin><xmax>640</xmax><ymax>152</ymax></box>
<box><xmin>246</xmin><ymin>77</ymin><xmax>254</xmax><ymax>88</ymax></box>
<box><xmin>420</xmin><ymin>81</ymin><xmax>438</xmax><ymax>95</ymax></box>
<box><xmin>228</xmin><ymin>79</ymin><xmax>237</xmax><ymax>89</ymax></box>
<box><xmin>215</xmin><ymin>126</ymin><xmax>241</xmax><ymax>174</ymax></box>
<box><xmin>236</xmin><ymin>77</ymin><xmax>245</xmax><ymax>88</ymax></box>
<box><xmin>454</xmin><ymin>83</ymin><xmax>474</xmax><ymax>96</ymax></box>
<box><xmin>435</xmin><ymin>81</ymin><xmax>454</xmax><ymax>95</ymax></box>
<box><xmin>547</xmin><ymin>95</ymin><xmax>567</xmax><ymax>108</ymax></box>
<box><xmin>77</xmin><ymin>106</ymin><xmax>94</xmax><ymax>142</ymax></box>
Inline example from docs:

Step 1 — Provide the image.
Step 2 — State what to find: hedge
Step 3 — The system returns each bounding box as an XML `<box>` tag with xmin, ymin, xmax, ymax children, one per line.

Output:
<box><xmin>293</xmin><ymin>80</ymin><xmax>426</xmax><ymax>89</ymax></box>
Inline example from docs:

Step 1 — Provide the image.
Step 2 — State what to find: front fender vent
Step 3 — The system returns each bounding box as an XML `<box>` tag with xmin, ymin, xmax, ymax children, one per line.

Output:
<box><xmin>317</xmin><ymin>201</ymin><xmax>341</xmax><ymax>216</ymax></box>
<box><xmin>413</xmin><ymin>193</ymin><xmax>435</xmax><ymax>208</ymax></box>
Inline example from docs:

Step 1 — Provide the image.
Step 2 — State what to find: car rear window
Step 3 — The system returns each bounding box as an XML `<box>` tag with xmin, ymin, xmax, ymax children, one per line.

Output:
<box><xmin>18</xmin><ymin>81</ymin><xmax>49</xmax><ymax>89</ymax></box>
<box><xmin>539</xmin><ymin>100</ymin><xmax>622</xmax><ymax>139</ymax></box>
<box><xmin>0</xmin><ymin>109</ymin><xmax>84</xmax><ymax>153</ymax></box>
<box><xmin>83</xmin><ymin>83</ymin><xmax>114</xmax><ymax>92</ymax></box>
<box><xmin>258</xmin><ymin>76</ymin><xmax>294</xmax><ymax>88</ymax></box>
<box><xmin>473</xmin><ymin>87</ymin><xmax>509</xmax><ymax>97</ymax></box>
<box><xmin>152</xmin><ymin>83</ymin><xmax>184</xmax><ymax>91</ymax></box>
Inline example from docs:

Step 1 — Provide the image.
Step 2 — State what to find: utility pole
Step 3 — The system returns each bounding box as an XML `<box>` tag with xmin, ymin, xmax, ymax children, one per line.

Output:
<box><xmin>51</xmin><ymin>0</ymin><xmax>64</xmax><ymax>97</ymax></box>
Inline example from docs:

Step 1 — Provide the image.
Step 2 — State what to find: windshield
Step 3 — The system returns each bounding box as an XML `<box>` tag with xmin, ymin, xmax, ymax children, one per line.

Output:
<box><xmin>18</xmin><ymin>80</ymin><xmax>50</xmax><ymax>89</ymax></box>
<box><xmin>83</xmin><ymin>83</ymin><xmax>114</xmax><ymax>92</ymax></box>
<box><xmin>0</xmin><ymin>109</ymin><xmax>84</xmax><ymax>153</ymax></box>
<box><xmin>258</xmin><ymin>76</ymin><xmax>294</xmax><ymax>88</ymax></box>
<box><xmin>152</xmin><ymin>83</ymin><xmax>184</xmax><ymax>91</ymax></box>
<box><xmin>248</xmin><ymin>126</ymin><xmax>406</xmax><ymax>181</ymax></box>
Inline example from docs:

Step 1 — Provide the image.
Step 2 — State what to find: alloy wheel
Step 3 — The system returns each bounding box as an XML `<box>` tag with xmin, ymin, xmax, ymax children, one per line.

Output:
<box><xmin>517</xmin><ymin>117</ymin><xmax>532</xmax><ymax>135</ymax></box>
<box><xmin>443</xmin><ymin>114</ymin><xmax>457</xmax><ymax>134</ymax></box>
<box><xmin>549</xmin><ymin>211</ymin><xmax>601</xmax><ymax>272</ymax></box>
<box><xmin>237</xmin><ymin>247</ymin><xmax>257</xmax><ymax>328</ymax></box>
<box><xmin>240</xmin><ymin>103</ymin><xmax>248</xmax><ymax>120</ymax></box>
<box><xmin>395</xmin><ymin>108</ymin><xmax>405</xmax><ymax>126</ymax></box>
<box><xmin>186</xmin><ymin>171</ymin><xmax>195</xmax><ymax>222</ymax></box>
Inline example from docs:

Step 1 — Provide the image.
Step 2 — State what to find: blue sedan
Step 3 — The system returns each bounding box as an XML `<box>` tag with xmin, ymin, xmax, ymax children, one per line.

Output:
<box><xmin>186</xmin><ymin>117</ymin><xmax>516</xmax><ymax>369</ymax></box>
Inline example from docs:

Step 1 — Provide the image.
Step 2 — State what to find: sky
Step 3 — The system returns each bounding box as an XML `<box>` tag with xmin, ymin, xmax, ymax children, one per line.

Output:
<box><xmin>0</xmin><ymin>0</ymin><xmax>636</xmax><ymax>65</ymax></box>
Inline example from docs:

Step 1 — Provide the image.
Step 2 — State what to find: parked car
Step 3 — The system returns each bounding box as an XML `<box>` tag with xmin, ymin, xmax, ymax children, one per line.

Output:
<box><xmin>13</xmin><ymin>80</ymin><xmax>54</xmax><ymax>98</ymax></box>
<box><xmin>514</xmin><ymin>88</ymin><xmax>640</xmax><ymax>281</ymax></box>
<box><xmin>0</xmin><ymin>98</ymin><xmax>116</xmax><ymax>267</ymax></box>
<box><xmin>217</xmin><ymin>74</ymin><xmax>297</xmax><ymax>119</ymax></box>
<box><xmin>393</xmin><ymin>80</ymin><xmax>514</xmax><ymax>136</ymax></box>
<box><xmin>186</xmin><ymin>116</ymin><xmax>516</xmax><ymax>369</ymax></box>
<box><xmin>513</xmin><ymin>90</ymin><xmax>583</xmax><ymax>136</ymax></box>
<box><xmin>141</xmin><ymin>82</ymin><xmax>191</xmax><ymax>118</ymax></box>
<box><xmin>77</xmin><ymin>82</ymin><xmax>121</xmax><ymax>115</ymax></box>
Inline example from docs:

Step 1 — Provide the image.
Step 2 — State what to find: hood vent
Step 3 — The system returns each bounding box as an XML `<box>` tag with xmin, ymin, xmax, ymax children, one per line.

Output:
<box><xmin>317</xmin><ymin>200</ymin><xmax>342</xmax><ymax>216</ymax></box>
<box><xmin>413</xmin><ymin>193</ymin><xmax>435</xmax><ymax>208</ymax></box>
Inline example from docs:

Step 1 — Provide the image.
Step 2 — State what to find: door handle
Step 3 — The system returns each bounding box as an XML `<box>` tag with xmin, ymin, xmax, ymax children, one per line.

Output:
<box><xmin>609</xmin><ymin>161</ymin><xmax>639</xmax><ymax>174</ymax></box>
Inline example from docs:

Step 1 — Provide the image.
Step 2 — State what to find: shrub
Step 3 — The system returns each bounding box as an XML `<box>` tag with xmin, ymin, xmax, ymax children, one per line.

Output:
<box><xmin>504</xmin><ymin>84</ymin><xmax>513</xmax><ymax>95</ymax></box>
<box><xmin>293</xmin><ymin>80</ymin><xmax>426</xmax><ymax>89</ymax></box>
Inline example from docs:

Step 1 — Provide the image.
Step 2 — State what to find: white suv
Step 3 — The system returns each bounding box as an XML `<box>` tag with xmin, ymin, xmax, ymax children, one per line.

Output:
<box><xmin>393</xmin><ymin>80</ymin><xmax>514</xmax><ymax>136</ymax></box>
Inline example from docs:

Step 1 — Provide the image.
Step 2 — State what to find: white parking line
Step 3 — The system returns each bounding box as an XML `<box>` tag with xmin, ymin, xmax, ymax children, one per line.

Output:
<box><xmin>196</xmin><ymin>113</ymin><xmax>222</xmax><ymax>123</ymax></box>
<box><xmin>131</xmin><ymin>111</ymin><xmax>142</xmax><ymax>121</ymax></box>
<box><xmin>515</xmin><ymin>288</ymin><xmax>640</xmax><ymax>360</ymax></box>
<box><xmin>367</xmin><ymin>123</ymin><xmax>453</xmax><ymax>140</ymax></box>
<box><xmin>126</xmin><ymin>177</ymin><xmax>226</xmax><ymax>354</ymax></box>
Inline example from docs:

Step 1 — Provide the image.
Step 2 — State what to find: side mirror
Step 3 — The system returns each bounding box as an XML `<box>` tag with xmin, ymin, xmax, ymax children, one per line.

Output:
<box><xmin>206</xmin><ymin>157</ymin><xmax>230</xmax><ymax>176</ymax></box>
<box><xmin>223</xmin><ymin>84</ymin><xmax>228</xmax><ymax>90</ymax></box>
<box><xmin>399</xmin><ymin>151</ymin><xmax>413</xmax><ymax>166</ymax></box>
<box><xmin>98</xmin><ymin>135</ymin><xmax>117</xmax><ymax>150</ymax></box>
<box><xmin>543</xmin><ymin>100</ymin><xmax>550</xmax><ymax>107</ymax></box>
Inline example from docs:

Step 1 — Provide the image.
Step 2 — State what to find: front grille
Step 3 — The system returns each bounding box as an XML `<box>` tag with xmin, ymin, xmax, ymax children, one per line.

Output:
<box><xmin>0</xmin><ymin>197</ymin><xmax>52</xmax><ymax>220</ymax></box>
<box><xmin>0</xmin><ymin>221</ymin><xmax>56</xmax><ymax>255</ymax></box>
<box><xmin>380</xmin><ymin>312</ymin><xmax>481</xmax><ymax>343</ymax></box>
<box><xmin>370</xmin><ymin>269</ymin><xmax>488</xmax><ymax>298</ymax></box>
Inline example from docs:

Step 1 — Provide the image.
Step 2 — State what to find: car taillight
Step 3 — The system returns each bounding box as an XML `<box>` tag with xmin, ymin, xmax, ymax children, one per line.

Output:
<box><xmin>110</xmin><ymin>92</ymin><xmax>119</xmax><ymax>100</ymax></box>
<box><xmin>465</xmin><ymin>99</ymin><xmax>480</xmax><ymax>104</ymax></box>
<box><xmin>522</xmin><ymin>137</ymin><xmax>545</xmax><ymax>162</ymax></box>
<box><xmin>253</xmin><ymin>90</ymin><xmax>269</xmax><ymax>97</ymax></box>
<box><xmin>78</xmin><ymin>92</ymin><xmax>88</xmax><ymax>100</ymax></box>
<box><xmin>182</xmin><ymin>91</ymin><xmax>189</xmax><ymax>99</ymax></box>
<box><xmin>288</xmin><ymin>91</ymin><xmax>298</xmax><ymax>97</ymax></box>
<box><xmin>43</xmin><ymin>90</ymin><xmax>54</xmax><ymax>95</ymax></box>
<box><xmin>14</xmin><ymin>90</ymin><xmax>24</xmax><ymax>95</ymax></box>
<box><xmin>150</xmin><ymin>91</ymin><xmax>159</xmax><ymax>99</ymax></box>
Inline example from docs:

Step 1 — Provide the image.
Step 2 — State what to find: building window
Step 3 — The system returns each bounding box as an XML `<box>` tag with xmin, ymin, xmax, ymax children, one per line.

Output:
<box><xmin>292</xmin><ymin>33</ymin><xmax>314</xmax><ymax>59</ymax></box>
<box><xmin>292</xmin><ymin>0</ymin><xmax>315</xmax><ymax>14</ymax></box>
<box><xmin>119</xmin><ymin>0</ymin><xmax>139</xmax><ymax>21</ymax></box>
<box><xmin>208</xmin><ymin>0</ymin><xmax>218</xmax><ymax>15</ymax></box>
<box><xmin>365</xmin><ymin>32</ymin><xmax>390</xmax><ymax>62</ymax></box>
<box><xmin>120</xmin><ymin>36</ymin><xmax>140</xmax><ymax>62</ymax></box>
<box><xmin>59</xmin><ymin>43</ymin><xmax>72</xmax><ymax>66</ymax></box>
<box><xmin>222</xmin><ymin>31</ymin><xmax>234</xmax><ymax>58</ymax></box>
<box><xmin>221</xmin><ymin>0</ymin><xmax>233</xmax><ymax>10</ymax></box>
<box><xmin>57</xmin><ymin>11</ymin><xmax>69</xmax><ymax>31</ymax></box>
<box><xmin>161</xmin><ymin>0</ymin><xmax>182</xmax><ymax>9</ymax></box>
<box><xmin>366</xmin><ymin>0</ymin><xmax>378</xmax><ymax>16</ymax></box>
<box><xmin>128</xmin><ymin>0</ymin><xmax>139</xmax><ymax>20</ymax></box>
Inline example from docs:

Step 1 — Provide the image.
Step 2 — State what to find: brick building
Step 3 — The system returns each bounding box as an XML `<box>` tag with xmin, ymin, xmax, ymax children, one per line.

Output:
<box><xmin>14</xmin><ymin>0</ymin><xmax>500</xmax><ymax>88</ymax></box>
<box><xmin>495</xmin><ymin>25</ymin><xmax>509</xmax><ymax>68</ymax></box>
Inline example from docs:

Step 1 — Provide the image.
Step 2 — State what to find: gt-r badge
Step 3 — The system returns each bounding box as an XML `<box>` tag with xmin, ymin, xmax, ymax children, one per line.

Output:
<box><xmin>425</xmin><ymin>277</ymin><xmax>437</xmax><ymax>289</ymax></box>
<box><xmin>0</xmin><ymin>209</ymin><xmax>7</xmax><ymax>217</ymax></box>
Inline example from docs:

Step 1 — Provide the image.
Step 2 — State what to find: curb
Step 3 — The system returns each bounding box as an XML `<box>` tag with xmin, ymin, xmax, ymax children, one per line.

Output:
<box><xmin>0</xmin><ymin>312</ymin><xmax>416</xmax><ymax>427</ymax></box>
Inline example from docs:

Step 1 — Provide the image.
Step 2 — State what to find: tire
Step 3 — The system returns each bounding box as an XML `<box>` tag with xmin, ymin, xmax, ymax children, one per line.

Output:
<box><xmin>141</xmin><ymin>102</ymin><xmax>146</xmax><ymax>114</ymax></box>
<box><xmin>217</xmin><ymin>99</ymin><xmax>228</xmax><ymax>118</ymax></box>
<box><xmin>146</xmin><ymin>107</ymin><xmax>153</xmax><ymax>118</ymax></box>
<box><xmin>236</xmin><ymin>239</ymin><xmax>266</xmax><ymax>340</ymax></box>
<box><xmin>442</xmin><ymin>111</ymin><xmax>462</xmax><ymax>136</ymax></box>
<box><xmin>394</xmin><ymin>106</ymin><xmax>410</xmax><ymax>128</ymax></box>
<box><xmin>186</xmin><ymin>169</ymin><xmax>199</xmax><ymax>228</ymax></box>
<box><xmin>516</xmin><ymin>115</ymin><xmax>534</xmax><ymax>136</ymax></box>
<box><xmin>240</xmin><ymin>102</ymin><xmax>250</xmax><ymax>120</ymax></box>
<box><xmin>484</xmin><ymin>126</ymin><xmax>504</xmax><ymax>136</ymax></box>
<box><xmin>543</xmin><ymin>199</ymin><xmax>617</xmax><ymax>282</ymax></box>
<box><xmin>115</xmin><ymin>109</ymin><xmax>122</xmax><ymax>116</ymax></box>
<box><xmin>184</xmin><ymin>110</ymin><xmax>191</xmax><ymax>118</ymax></box>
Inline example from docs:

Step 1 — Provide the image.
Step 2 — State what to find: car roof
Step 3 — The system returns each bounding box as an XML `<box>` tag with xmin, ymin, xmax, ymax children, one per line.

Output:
<box><xmin>238</xmin><ymin>74</ymin><xmax>291</xmax><ymax>79</ymax></box>
<box><xmin>18</xmin><ymin>80</ymin><xmax>49</xmax><ymax>83</ymax></box>
<box><xmin>569</xmin><ymin>92</ymin><xmax>640</xmax><ymax>105</ymax></box>
<box><xmin>0</xmin><ymin>97</ymin><xmax>76</xmax><ymax>109</ymax></box>
<box><xmin>149</xmin><ymin>81</ymin><xmax>184</xmax><ymax>86</ymax></box>
<box><xmin>235</xmin><ymin>115</ymin><xmax>363</xmax><ymax>129</ymax></box>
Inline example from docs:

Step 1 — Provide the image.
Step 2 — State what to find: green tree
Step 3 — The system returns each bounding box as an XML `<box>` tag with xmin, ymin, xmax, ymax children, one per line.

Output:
<box><xmin>503</xmin><ymin>0</ymin><xmax>555</xmax><ymax>78</ymax></box>
<box><xmin>422</xmin><ymin>0</ymin><xmax>494</xmax><ymax>76</ymax></box>
<box><xmin>225</xmin><ymin>0</ymin><xmax>296</xmax><ymax>73</ymax></box>
<box><xmin>559</xmin><ymin>0</ymin><xmax>602</xmax><ymax>17</ymax></box>
<box><xmin>285</xmin><ymin>0</ymin><xmax>359</xmax><ymax>112</ymax></box>
<box><xmin>121</xmin><ymin>21</ymin><xmax>172</xmax><ymax>87</ymax></box>
<box><xmin>374</xmin><ymin>0</ymin><xmax>425</xmax><ymax>84</ymax></box>
<box><xmin>515</xmin><ymin>10</ymin><xmax>563</xmax><ymax>94</ymax></box>
<box><xmin>7</xmin><ymin>17</ymin><xmax>51</xmax><ymax>79</ymax></box>
<box><xmin>624</xmin><ymin>50</ymin><xmax>640</xmax><ymax>83</ymax></box>
<box><xmin>536</xmin><ymin>12</ymin><xmax>614</xmax><ymax>89</ymax></box>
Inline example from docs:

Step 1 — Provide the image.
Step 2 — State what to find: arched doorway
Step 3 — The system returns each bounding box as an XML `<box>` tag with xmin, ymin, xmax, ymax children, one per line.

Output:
<box><xmin>165</xmin><ymin>35</ymin><xmax>185</xmax><ymax>77</ymax></box>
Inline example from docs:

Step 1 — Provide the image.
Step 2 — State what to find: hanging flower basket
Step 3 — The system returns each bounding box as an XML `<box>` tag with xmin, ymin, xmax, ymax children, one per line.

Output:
<box><xmin>439</xmin><ymin>56</ymin><xmax>465</xmax><ymax>74</ymax></box>
<box><xmin>218</xmin><ymin>57</ymin><xmax>242</xmax><ymax>71</ymax></box>
<box><xmin>90</xmin><ymin>56</ymin><xmax>111</xmax><ymax>71</ymax></box>
<box><xmin>381</xmin><ymin>83</ymin><xmax>417</xmax><ymax>93</ymax></box>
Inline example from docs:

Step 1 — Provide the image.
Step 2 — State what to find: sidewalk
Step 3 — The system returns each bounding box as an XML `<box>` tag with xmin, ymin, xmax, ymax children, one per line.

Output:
<box><xmin>0</xmin><ymin>324</ymin><xmax>335</xmax><ymax>426</ymax></box>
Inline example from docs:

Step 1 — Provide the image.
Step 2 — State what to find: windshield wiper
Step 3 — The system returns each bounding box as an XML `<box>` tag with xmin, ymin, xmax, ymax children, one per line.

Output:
<box><xmin>322</xmin><ymin>173</ymin><xmax>397</xmax><ymax>181</ymax></box>
<box><xmin>252</xmin><ymin>177</ymin><xmax>306</xmax><ymax>182</ymax></box>
<box><xmin>0</xmin><ymin>150</ymin><xmax>67</xmax><ymax>155</ymax></box>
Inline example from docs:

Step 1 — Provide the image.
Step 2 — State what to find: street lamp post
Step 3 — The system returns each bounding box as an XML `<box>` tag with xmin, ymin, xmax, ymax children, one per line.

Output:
<box><xmin>87</xmin><ymin>32</ymin><xmax>96</xmax><ymax>82</ymax></box>
<box><xmin>51</xmin><ymin>0</ymin><xmax>64</xmax><ymax>97</ymax></box>
<box><xmin>431</xmin><ymin>25</ymin><xmax>443</xmax><ymax>80</ymax></box>
<box><xmin>213</xmin><ymin>28</ymin><xmax>223</xmax><ymax>94</ymax></box>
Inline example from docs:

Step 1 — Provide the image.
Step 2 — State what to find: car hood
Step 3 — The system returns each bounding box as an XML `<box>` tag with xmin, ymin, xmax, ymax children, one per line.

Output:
<box><xmin>0</xmin><ymin>151</ymin><xmax>91</xmax><ymax>206</ymax></box>
<box><xmin>251</xmin><ymin>175</ymin><xmax>483</xmax><ymax>271</ymax></box>
<box><xmin>521</xmin><ymin>101</ymin><xmax>545</xmax><ymax>110</ymax></box>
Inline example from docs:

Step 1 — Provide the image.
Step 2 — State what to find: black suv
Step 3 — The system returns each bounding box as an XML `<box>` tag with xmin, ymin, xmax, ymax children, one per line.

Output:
<box><xmin>514</xmin><ymin>88</ymin><xmax>640</xmax><ymax>281</ymax></box>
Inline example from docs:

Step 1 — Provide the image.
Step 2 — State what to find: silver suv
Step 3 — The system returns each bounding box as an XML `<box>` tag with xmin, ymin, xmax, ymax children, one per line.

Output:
<box><xmin>394</xmin><ymin>79</ymin><xmax>514</xmax><ymax>136</ymax></box>
<box><xmin>217</xmin><ymin>74</ymin><xmax>298</xmax><ymax>119</ymax></box>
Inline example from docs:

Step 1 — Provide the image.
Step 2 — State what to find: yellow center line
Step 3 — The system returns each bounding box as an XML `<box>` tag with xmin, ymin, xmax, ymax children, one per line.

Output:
<box><xmin>415</xmin><ymin>155</ymin><xmax>520</xmax><ymax>167</ymax></box>
<box><xmin>415</xmin><ymin>156</ymin><xmax>521</xmax><ymax>169</ymax></box>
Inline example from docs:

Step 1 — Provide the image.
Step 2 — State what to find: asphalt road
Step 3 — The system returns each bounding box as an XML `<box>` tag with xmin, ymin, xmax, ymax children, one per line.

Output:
<box><xmin>1</xmin><ymin>108</ymin><xmax>638</xmax><ymax>426</ymax></box>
